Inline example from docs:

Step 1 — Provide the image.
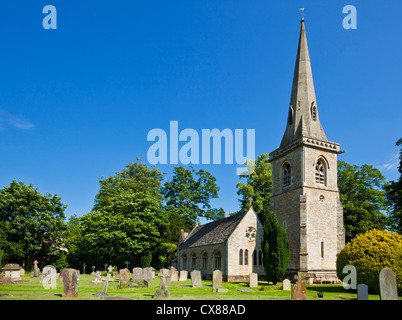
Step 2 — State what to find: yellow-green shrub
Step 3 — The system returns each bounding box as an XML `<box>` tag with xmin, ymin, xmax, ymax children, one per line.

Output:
<box><xmin>336</xmin><ymin>229</ymin><xmax>402</xmax><ymax>295</ymax></box>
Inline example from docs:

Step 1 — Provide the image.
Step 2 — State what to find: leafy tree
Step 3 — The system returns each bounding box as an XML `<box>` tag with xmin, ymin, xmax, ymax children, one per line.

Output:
<box><xmin>337</xmin><ymin>161</ymin><xmax>389</xmax><ymax>243</ymax></box>
<box><xmin>261</xmin><ymin>203</ymin><xmax>289</xmax><ymax>283</ymax></box>
<box><xmin>162</xmin><ymin>166</ymin><xmax>224</xmax><ymax>230</ymax></box>
<box><xmin>74</xmin><ymin>160</ymin><xmax>168</xmax><ymax>269</ymax></box>
<box><xmin>140</xmin><ymin>251</ymin><xmax>152</xmax><ymax>268</ymax></box>
<box><xmin>384</xmin><ymin>138</ymin><xmax>402</xmax><ymax>233</ymax></box>
<box><xmin>236</xmin><ymin>154</ymin><xmax>272</xmax><ymax>213</ymax></box>
<box><xmin>0</xmin><ymin>180</ymin><xmax>67</xmax><ymax>268</ymax></box>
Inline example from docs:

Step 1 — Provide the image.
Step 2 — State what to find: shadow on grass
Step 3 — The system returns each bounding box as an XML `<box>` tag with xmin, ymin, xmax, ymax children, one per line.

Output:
<box><xmin>307</xmin><ymin>285</ymin><xmax>351</xmax><ymax>294</ymax></box>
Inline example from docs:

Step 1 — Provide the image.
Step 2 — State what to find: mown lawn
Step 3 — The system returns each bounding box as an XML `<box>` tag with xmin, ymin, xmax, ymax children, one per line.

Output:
<box><xmin>0</xmin><ymin>273</ymin><xmax>382</xmax><ymax>300</ymax></box>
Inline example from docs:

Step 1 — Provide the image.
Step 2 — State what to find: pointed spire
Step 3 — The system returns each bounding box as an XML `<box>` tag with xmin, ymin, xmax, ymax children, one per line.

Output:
<box><xmin>280</xmin><ymin>19</ymin><xmax>327</xmax><ymax>148</ymax></box>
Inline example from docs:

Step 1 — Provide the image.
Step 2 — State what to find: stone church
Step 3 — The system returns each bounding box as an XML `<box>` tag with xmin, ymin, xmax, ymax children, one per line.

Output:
<box><xmin>177</xmin><ymin>18</ymin><xmax>345</xmax><ymax>282</ymax></box>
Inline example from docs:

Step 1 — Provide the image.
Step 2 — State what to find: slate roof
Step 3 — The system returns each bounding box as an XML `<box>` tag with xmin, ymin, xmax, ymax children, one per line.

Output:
<box><xmin>179</xmin><ymin>210</ymin><xmax>264</xmax><ymax>249</ymax></box>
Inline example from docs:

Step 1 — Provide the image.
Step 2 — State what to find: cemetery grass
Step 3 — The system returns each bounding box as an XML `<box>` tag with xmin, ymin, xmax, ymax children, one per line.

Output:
<box><xmin>0</xmin><ymin>274</ymin><xmax>387</xmax><ymax>300</ymax></box>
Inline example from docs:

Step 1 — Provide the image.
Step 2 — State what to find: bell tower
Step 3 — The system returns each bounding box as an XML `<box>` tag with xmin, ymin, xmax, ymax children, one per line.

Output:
<box><xmin>269</xmin><ymin>18</ymin><xmax>345</xmax><ymax>277</ymax></box>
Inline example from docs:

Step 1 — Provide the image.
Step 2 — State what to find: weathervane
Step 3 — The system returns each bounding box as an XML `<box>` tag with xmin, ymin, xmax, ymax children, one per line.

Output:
<box><xmin>300</xmin><ymin>8</ymin><xmax>305</xmax><ymax>20</ymax></box>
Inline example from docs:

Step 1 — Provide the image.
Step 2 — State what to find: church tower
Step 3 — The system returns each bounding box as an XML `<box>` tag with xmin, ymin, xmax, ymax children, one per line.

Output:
<box><xmin>269</xmin><ymin>18</ymin><xmax>345</xmax><ymax>278</ymax></box>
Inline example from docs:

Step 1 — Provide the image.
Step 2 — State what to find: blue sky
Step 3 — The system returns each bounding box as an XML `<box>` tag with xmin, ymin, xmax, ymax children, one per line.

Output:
<box><xmin>0</xmin><ymin>1</ymin><xmax>401</xmax><ymax>220</ymax></box>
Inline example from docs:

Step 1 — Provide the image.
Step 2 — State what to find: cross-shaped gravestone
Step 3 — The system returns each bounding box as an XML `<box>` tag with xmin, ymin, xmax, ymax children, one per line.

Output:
<box><xmin>125</xmin><ymin>261</ymin><xmax>130</xmax><ymax>269</ymax></box>
<box><xmin>294</xmin><ymin>272</ymin><xmax>306</xmax><ymax>282</ymax></box>
<box><xmin>92</xmin><ymin>266</ymin><xmax>95</xmax><ymax>273</ymax></box>
<box><xmin>82</xmin><ymin>263</ymin><xmax>86</xmax><ymax>274</ymax></box>
<box><xmin>104</xmin><ymin>263</ymin><xmax>108</xmax><ymax>271</ymax></box>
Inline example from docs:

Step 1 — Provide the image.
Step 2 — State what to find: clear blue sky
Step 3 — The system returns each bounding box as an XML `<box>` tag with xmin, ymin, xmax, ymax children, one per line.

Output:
<box><xmin>0</xmin><ymin>1</ymin><xmax>401</xmax><ymax>220</ymax></box>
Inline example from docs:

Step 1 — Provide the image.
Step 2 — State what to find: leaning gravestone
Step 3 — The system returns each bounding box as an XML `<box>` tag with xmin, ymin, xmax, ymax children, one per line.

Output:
<box><xmin>179</xmin><ymin>270</ymin><xmax>188</xmax><ymax>281</ymax></box>
<box><xmin>282</xmin><ymin>279</ymin><xmax>291</xmax><ymax>291</ymax></box>
<box><xmin>212</xmin><ymin>270</ymin><xmax>222</xmax><ymax>288</ymax></box>
<box><xmin>249</xmin><ymin>273</ymin><xmax>258</xmax><ymax>287</ymax></box>
<box><xmin>62</xmin><ymin>268</ymin><xmax>79</xmax><ymax>298</ymax></box>
<box><xmin>379</xmin><ymin>268</ymin><xmax>398</xmax><ymax>300</ymax></box>
<box><xmin>357</xmin><ymin>283</ymin><xmax>368</xmax><ymax>300</ymax></box>
<box><xmin>191</xmin><ymin>270</ymin><xmax>202</xmax><ymax>288</ymax></box>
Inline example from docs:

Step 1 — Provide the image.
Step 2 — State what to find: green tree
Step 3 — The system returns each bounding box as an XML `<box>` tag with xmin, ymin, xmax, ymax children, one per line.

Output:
<box><xmin>261</xmin><ymin>203</ymin><xmax>289</xmax><ymax>283</ymax></box>
<box><xmin>0</xmin><ymin>180</ymin><xmax>67</xmax><ymax>268</ymax></box>
<box><xmin>384</xmin><ymin>138</ymin><xmax>402</xmax><ymax>233</ymax></box>
<box><xmin>74</xmin><ymin>160</ymin><xmax>168</xmax><ymax>269</ymax></box>
<box><xmin>337</xmin><ymin>161</ymin><xmax>389</xmax><ymax>243</ymax></box>
<box><xmin>236</xmin><ymin>154</ymin><xmax>272</xmax><ymax>213</ymax></box>
<box><xmin>162</xmin><ymin>166</ymin><xmax>224</xmax><ymax>230</ymax></box>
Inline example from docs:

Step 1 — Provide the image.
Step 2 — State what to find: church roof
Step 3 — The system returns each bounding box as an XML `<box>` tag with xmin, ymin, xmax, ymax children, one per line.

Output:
<box><xmin>280</xmin><ymin>18</ymin><xmax>327</xmax><ymax>148</ymax></box>
<box><xmin>178</xmin><ymin>210</ymin><xmax>263</xmax><ymax>249</ymax></box>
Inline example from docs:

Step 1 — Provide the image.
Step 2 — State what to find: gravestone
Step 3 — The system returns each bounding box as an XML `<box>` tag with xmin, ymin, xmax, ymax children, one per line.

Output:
<box><xmin>0</xmin><ymin>264</ymin><xmax>22</xmax><ymax>283</ymax></box>
<box><xmin>249</xmin><ymin>273</ymin><xmax>258</xmax><ymax>287</ymax></box>
<box><xmin>95</xmin><ymin>278</ymin><xmax>110</xmax><ymax>299</ymax></box>
<box><xmin>133</xmin><ymin>268</ymin><xmax>143</xmax><ymax>282</ymax></box>
<box><xmin>191</xmin><ymin>270</ymin><xmax>202</xmax><ymax>288</ymax></box>
<box><xmin>41</xmin><ymin>265</ymin><xmax>57</xmax><ymax>289</ymax></box>
<box><xmin>92</xmin><ymin>271</ymin><xmax>102</xmax><ymax>285</ymax></box>
<box><xmin>33</xmin><ymin>260</ymin><xmax>40</xmax><ymax>277</ymax></box>
<box><xmin>171</xmin><ymin>270</ymin><xmax>179</xmax><ymax>282</ymax></box>
<box><xmin>179</xmin><ymin>270</ymin><xmax>188</xmax><ymax>281</ymax></box>
<box><xmin>159</xmin><ymin>273</ymin><xmax>171</xmax><ymax>289</ymax></box>
<box><xmin>62</xmin><ymin>268</ymin><xmax>79</xmax><ymax>298</ymax></box>
<box><xmin>282</xmin><ymin>279</ymin><xmax>291</xmax><ymax>291</ymax></box>
<box><xmin>119</xmin><ymin>268</ymin><xmax>129</xmax><ymax>285</ymax></box>
<box><xmin>379</xmin><ymin>268</ymin><xmax>398</xmax><ymax>300</ymax></box>
<box><xmin>357</xmin><ymin>283</ymin><xmax>368</xmax><ymax>300</ymax></box>
<box><xmin>212</xmin><ymin>270</ymin><xmax>222</xmax><ymax>288</ymax></box>
<box><xmin>153</xmin><ymin>289</ymin><xmax>171</xmax><ymax>299</ymax></box>
<box><xmin>143</xmin><ymin>267</ymin><xmax>154</xmax><ymax>282</ymax></box>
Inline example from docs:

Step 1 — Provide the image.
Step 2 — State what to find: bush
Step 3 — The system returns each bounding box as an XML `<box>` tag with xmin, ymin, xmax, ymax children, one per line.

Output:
<box><xmin>336</xmin><ymin>229</ymin><xmax>402</xmax><ymax>294</ymax></box>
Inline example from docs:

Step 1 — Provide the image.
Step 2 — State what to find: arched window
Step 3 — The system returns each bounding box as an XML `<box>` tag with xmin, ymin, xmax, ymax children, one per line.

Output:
<box><xmin>191</xmin><ymin>252</ymin><xmax>196</xmax><ymax>269</ymax></box>
<box><xmin>239</xmin><ymin>249</ymin><xmax>243</xmax><ymax>265</ymax></box>
<box><xmin>244</xmin><ymin>249</ymin><xmax>249</xmax><ymax>266</ymax></box>
<box><xmin>214</xmin><ymin>251</ymin><xmax>222</xmax><ymax>270</ymax></box>
<box><xmin>315</xmin><ymin>159</ymin><xmax>326</xmax><ymax>184</ymax></box>
<box><xmin>288</xmin><ymin>106</ymin><xmax>294</xmax><ymax>125</ymax></box>
<box><xmin>201</xmin><ymin>251</ymin><xmax>208</xmax><ymax>269</ymax></box>
<box><xmin>253</xmin><ymin>250</ymin><xmax>257</xmax><ymax>265</ymax></box>
<box><xmin>182</xmin><ymin>253</ymin><xmax>187</xmax><ymax>269</ymax></box>
<box><xmin>283</xmin><ymin>163</ymin><xmax>291</xmax><ymax>187</ymax></box>
<box><xmin>258</xmin><ymin>250</ymin><xmax>262</xmax><ymax>265</ymax></box>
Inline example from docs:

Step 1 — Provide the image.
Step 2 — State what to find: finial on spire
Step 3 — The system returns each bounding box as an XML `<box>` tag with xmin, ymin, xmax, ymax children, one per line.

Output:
<box><xmin>248</xmin><ymin>197</ymin><xmax>253</xmax><ymax>208</ymax></box>
<box><xmin>300</xmin><ymin>8</ymin><xmax>305</xmax><ymax>21</ymax></box>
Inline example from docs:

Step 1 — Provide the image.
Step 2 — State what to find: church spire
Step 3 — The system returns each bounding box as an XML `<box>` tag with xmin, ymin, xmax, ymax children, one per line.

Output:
<box><xmin>280</xmin><ymin>18</ymin><xmax>327</xmax><ymax>148</ymax></box>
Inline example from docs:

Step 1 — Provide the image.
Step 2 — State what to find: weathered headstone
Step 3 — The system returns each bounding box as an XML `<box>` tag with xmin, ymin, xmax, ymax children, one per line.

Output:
<box><xmin>62</xmin><ymin>268</ymin><xmax>79</xmax><ymax>298</ymax></box>
<box><xmin>191</xmin><ymin>270</ymin><xmax>202</xmax><ymax>288</ymax></box>
<box><xmin>92</xmin><ymin>271</ymin><xmax>102</xmax><ymax>285</ymax></box>
<box><xmin>291</xmin><ymin>272</ymin><xmax>307</xmax><ymax>300</ymax></box>
<box><xmin>133</xmin><ymin>267</ymin><xmax>143</xmax><ymax>282</ymax></box>
<box><xmin>0</xmin><ymin>264</ymin><xmax>22</xmax><ymax>282</ymax></box>
<box><xmin>143</xmin><ymin>267</ymin><xmax>154</xmax><ymax>282</ymax></box>
<box><xmin>379</xmin><ymin>268</ymin><xmax>398</xmax><ymax>300</ymax></box>
<box><xmin>119</xmin><ymin>268</ymin><xmax>129</xmax><ymax>285</ymax></box>
<box><xmin>33</xmin><ymin>260</ymin><xmax>40</xmax><ymax>277</ymax></box>
<box><xmin>41</xmin><ymin>265</ymin><xmax>57</xmax><ymax>289</ymax></box>
<box><xmin>95</xmin><ymin>278</ymin><xmax>110</xmax><ymax>299</ymax></box>
<box><xmin>171</xmin><ymin>270</ymin><xmax>179</xmax><ymax>282</ymax></box>
<box><xmin>179</xmin><ymin>270</ymin><xmax>188</xmax><ymax>281</ymax></box>
<box><xmin>249</xmin><ymin>273</ymin><xmax>258</xmax><ymax>287</ymax></box>
<box><xmin>212</xmin><ymin>270</ymin><xmax>222</xmax><ymax>288</ymax></box>
<box><xmin>357</xmin><ymin>283</ymin><xmax>368</xmax><ymax>300</ymax></box>
<box><xmin>282</xmin><ymin>279</ymin><xmax>291</xmax><ymax>291</ymax></box>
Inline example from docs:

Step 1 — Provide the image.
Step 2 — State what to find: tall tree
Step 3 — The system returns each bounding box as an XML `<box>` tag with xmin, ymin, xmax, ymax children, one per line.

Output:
<box><xmin>162</xmin><ymin>166</ymin><xmax>224</xmax><ymax>230</ymax></box>
<box><xmin>384</xmin><ymin>138</ymin><xmax>402</xmax><ymax>233</ymax></box>
<box><xmin>337</xmin><ymin>160</ymin><xmax>389</xmax><ymax>243</ymax></box>
<box><xmin>261</xmin><ymin>203</ymin><xmax>289</xmax><ymax>283</ymax></box>
<box><xmin>236</xmin><ymin>154</ymin><xmax>272</xmax><ymax>213</ymax></box>
<box><xmin>0</xmin><ymin>180</ymin><xmax>67</xmax><ymax>268</ymax></box>
<box><xmin>75</xmin><ymin>160</ymin><xmax>168</xmax><ymax>268</ymax></box>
